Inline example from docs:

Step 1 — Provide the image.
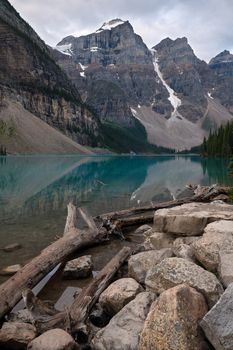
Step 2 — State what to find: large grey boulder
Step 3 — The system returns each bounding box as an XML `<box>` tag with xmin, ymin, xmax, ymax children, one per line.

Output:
<box><xmin>0</xmin><ymin>322</ymin><xmax>36</xmax><ymax>349</ymax></box>
<box><xmin>218</xmin><ymin>250</ymin><xmax>233</xmax><ymax>287</ymax></box>
<box><xmin>201</xmin><ymin>283</ymin><xmax>233</xmax><ymax>350</ymax></box>
<box><xmin>192</xmin><ymin>220</ymin><xmax>233</xmax><ymax>272</ymax></box>
<box><xmin>153</xmin><ymin>203</ymin><xmax>233</xmax><ymax>236</ymax></box>
<box><xmin>128</xmin><ymin>249</ymin><xmax>173</xmax><ymax>283</ymax></box>
<box><xmin>139</xmin><ymin>284</ymin><xmax>208</xmax><ymax>350</ymax></box>
<box><xmin>92</xmin><ymin>292</ymin><xmax>155</xmax><ymax>350</ymax></box>
<box><xmin>145</xmin><ymin>257</ymin><xmax>223</xmax><ymax>308</ymax></box>
<box><xmin>27</xmin><ymin>329</ymin><xmax>78</xmax><ymax>350</ymax></box>
<box><xmin>99</xmin><ymin>278</ymin><xmax>142</xmax><ymax>315</ymax></box>
<box><xmin>63</xmin><ymin>255</ymin><xmax>93</xmax><ymax>279</ymax></box>
<box><xmin>148</xmin><ymin>231</ymin><xmax>175</xmax><ymax>249</ymax></box>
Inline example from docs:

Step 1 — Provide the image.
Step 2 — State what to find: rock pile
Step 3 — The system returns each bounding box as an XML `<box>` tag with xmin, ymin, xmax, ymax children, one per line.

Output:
<box><xmin>1</xmin><ymin>201</ymin><xmax>233</xmax><ymax>349</ymax></box>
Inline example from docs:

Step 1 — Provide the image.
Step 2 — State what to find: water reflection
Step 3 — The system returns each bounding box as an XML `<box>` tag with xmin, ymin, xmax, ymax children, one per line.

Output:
<box><xmin>0</xmin><ymin>155</ymin><xmax>232</xmax><ymax>274</ymax></box>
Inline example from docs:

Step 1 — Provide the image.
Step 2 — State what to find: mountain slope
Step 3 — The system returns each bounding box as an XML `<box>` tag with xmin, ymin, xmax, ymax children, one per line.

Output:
<box><xmin>0</xmin><ymin>0</ymin><xmax>101</xmax><ymax>152</ymax></box>
<box><xmin>0</xmin><ymin>98</ymin><xmax>93</xmax><ymax>154</ymax></box>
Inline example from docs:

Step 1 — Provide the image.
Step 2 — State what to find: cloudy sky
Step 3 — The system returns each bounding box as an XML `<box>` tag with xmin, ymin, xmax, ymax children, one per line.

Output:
<box><xmin>10</xmin><ymin>0</ymin><xmax>233</xmax><ymax>62</ymax></box>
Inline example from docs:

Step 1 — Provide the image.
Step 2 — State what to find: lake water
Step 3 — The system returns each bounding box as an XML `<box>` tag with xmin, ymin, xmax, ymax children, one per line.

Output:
<box><xmin>0</xmin><ymin>155</ymin><xmax>232</xmax><ymax>292</ymax></box>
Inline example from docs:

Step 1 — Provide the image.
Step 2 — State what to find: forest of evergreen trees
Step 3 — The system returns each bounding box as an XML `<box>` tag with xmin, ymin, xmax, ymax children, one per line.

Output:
<box><xmin>201</xmin><ymin>121</ymin><xmax>233</xmax><ymax>157</ymax></box>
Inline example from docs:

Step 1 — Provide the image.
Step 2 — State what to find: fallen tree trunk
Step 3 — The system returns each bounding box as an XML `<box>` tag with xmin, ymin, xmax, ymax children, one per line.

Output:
<box><xmin>0</xmin><ymin>203</ymin><xmax>106</xmax><ymax>320</ymax></box>
<box><xmin>23</xmin><ymin>247</ymin><xmax>131</xmax><ymax>341</ymax></box>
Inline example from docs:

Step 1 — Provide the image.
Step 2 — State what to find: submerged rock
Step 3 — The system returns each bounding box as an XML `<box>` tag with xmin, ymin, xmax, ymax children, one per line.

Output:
<box><xmin>139</xmin><ymin>284</ymin><xmax>208</xmax><ymax>350</ymax></box>
<box><xmin>0</xmin><ymin>322</ymin><xmax>36</xmax><ymax>349</ymax></box>
<box><xmin>27</xmin><ymin>329</ymin><xmax>79</xmax><ymax>350</ymax></box>
<box><xmin>201</xmin><ymin>283</ymin><xmax>233</xmax><ymax>350</ymax></box>
<box><xmin>3</xmin><ymin>243</ymin><xmax>22</xmax><ymax>252</ymax></box>
<box><xmin>153</xmin><ymin>202</ymin><xmax>233</xmax><ymax>236</ymax></box>
<box><xmin>93</xmin><ymin>292</ymin><xmax>155</xmax><ymax>350</ymax></box>
<box><xmin>99</xmin><ymin>278</ymin><xmax>142</xmax><ymax>315</ymax></box>
<box><xmin>63</xmin><ymin>255</ymin><xmax>93</xmax><ymax>279</ymax></box>
<box><xmin>192</xmin><ymin>220</ymin><xmax>233</xmax><ymax>272</ymax></box>
<box><xmin>0</xmin><ymin>264</ymin><xmax>22</xmax><ymax>276</ymax></box>
<box><xmin>145</xmin><ymin>257</ymin><xmax>223</xmax><ymax>308</ymax></box>
<box><xmin>128</xmin><ymin>249</ymin><xmax>173</xmax><ymax>283</ymax></box>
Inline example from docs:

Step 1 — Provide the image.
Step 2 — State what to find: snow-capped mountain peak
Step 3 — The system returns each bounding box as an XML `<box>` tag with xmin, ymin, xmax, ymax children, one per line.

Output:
<box><xmin>96</xmin><ymin>19</ymin><xmax>126</xmax><ymax>33</ymax></box>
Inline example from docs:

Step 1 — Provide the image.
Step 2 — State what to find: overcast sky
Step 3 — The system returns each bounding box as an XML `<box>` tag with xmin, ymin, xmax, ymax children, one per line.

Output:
<box><xmin>10</xmin><ymin>0</ymin><xmax>233</xmax><ymax>62</ymax></box>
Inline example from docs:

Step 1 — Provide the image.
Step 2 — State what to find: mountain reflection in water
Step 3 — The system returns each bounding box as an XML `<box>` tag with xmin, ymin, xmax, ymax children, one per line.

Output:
<box><xmin>0</xmin><ymin>155</ymin><xmax>232</xmax><ymax>276</ymax></box>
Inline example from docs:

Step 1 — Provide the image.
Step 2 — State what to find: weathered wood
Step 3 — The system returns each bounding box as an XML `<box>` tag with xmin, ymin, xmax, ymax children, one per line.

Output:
<box><xmin>70</xmin><ymin>246</ymin><xmax>131</xmax><ymax>335</ymax></box>
<box><xmin>24</xmin><ymin>247</ymin><xmax>131</xmax><ymax>340</ymax></box>
<box><xmin>0</xmin><ymin>203</ymin><xmax>106</xmax><ymax>320</ymax></box>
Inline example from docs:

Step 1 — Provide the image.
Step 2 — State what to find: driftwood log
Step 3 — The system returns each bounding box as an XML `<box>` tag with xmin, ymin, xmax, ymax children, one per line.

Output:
<box><xmin>97</xmin><ymin>184</ymin><xmax>229</xmax><ymax>235</ymax></box>
<box><xmin>0</xmin><ymin>203</ymin><xmax>106</xmax><ymax>320</ymax></box>
<box><xmin>23</xmin><ymin>246</ymin><xmax>131</xmax><ymax>342</ymax></box>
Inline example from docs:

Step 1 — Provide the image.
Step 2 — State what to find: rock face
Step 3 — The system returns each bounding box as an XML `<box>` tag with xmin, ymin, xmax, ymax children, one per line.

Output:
<box><xmin>0</xmin><ymin>322</ymin><xmax>36</xmax><ymax>349</ymax></box>
<box><xmin>201</xmin><ymin>283</ymin><xmax>233</xmax><ymax>350</ymax></box>
<box><xmin>63</xmin><ymin>255</ymin><xmax>93</xmax><ymax>279</ymax></box>
<box><xmin>192</xmin><ymin>220</ymin><xmax>233</xmax><ymax>272</ymax></box>
<box><xmin>0</xmin><ymin>0</ymin><xmax>101</xmax><ymax>154</ymax></box>
<box><xmin>208</xmin><ymin>50</ymin><xmax>233</xmax><ymax>114</ymax></box>
<box><xmin>153</xmin><ymin>37</ymin><xmax>207</xmax><ymax>123</ymax></box>
<box><xmin>139</xmin><ymin>284</ymin><xmax>208</xmax><ymax>350</ymax></box>
<box><xmin>99</xmin><ymin>278</ymin><xmax>143</xmax><ymax>315</ymax></box>
<box><xmin>145</xmin><ymin>257</ymin><xmax>223</xmax><ymax>307</ymax></box>
<box><xmin>27</xmin><ymin>329</ymin><xmax>78</xmax><ymax>350</ymax></box>
<box><xmin>92</xmin><ymin>292</ymin><xmax>155</xmax><ymax>350</ymax></box>
<box><xmin>128</xmin><ymin>249</ymin><xmax>173</xmax><ymax>283</ymax></box>
<box><xmin>153</xmin><ymin>202</ymin><xmax>233</xmax><ymax>236</ymax></box>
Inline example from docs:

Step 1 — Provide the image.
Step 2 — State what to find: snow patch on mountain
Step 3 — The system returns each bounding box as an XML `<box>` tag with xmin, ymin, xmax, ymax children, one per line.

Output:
<box><xmin>151</xmin><ymin>49</ymin><xmax>182</xmax><ymax>120</ymax></box>
<box><xmin>55</xmin><ymin>43</ymin><xmax>73</xmax><ymax>56</ymax></box>
<box><xmin>96</xmin><ymin>19</ymin><xmax>125</xmax><ymax>33</ymax></box>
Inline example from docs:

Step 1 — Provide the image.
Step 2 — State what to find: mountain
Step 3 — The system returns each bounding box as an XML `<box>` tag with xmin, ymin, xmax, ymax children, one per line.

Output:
<box><xmin>208</xmin><ymin>50</ymin><xmax>233</xmax><ymax>113</ymax></box>
<box><xmin>55</xmin><ymin>20</ymin><xmax>233</xmax><ymax>151</ymax></box>
<box><xmin>0</xmin><ymin>0</ymin><xmax>101</xmax><ymax>154</ymax></box>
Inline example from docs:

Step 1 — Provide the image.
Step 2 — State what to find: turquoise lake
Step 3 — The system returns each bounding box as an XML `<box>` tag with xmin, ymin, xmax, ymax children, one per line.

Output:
<box><xmin>0</xmin><ymin>155</ymin><xmax>232</xmax><ymax>287</ymax></box>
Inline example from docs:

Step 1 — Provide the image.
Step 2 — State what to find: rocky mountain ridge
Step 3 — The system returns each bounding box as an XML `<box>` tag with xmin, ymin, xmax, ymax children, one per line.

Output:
<box><xmin>54</xmin><ymin>19</ymin><xmax>233</xmax><ymax>150</ymax></box>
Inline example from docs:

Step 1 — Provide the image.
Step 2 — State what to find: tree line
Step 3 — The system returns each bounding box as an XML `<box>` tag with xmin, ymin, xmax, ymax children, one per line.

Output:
<box><xmin>201</xmin><ymin>121</ymin><xmax>233</xmax><ymax>157</ymax></box>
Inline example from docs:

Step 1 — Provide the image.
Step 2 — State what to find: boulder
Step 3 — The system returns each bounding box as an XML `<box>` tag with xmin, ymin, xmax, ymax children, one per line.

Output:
<box><xmin>173</xmin><ymin>243</ymin><xmax>195</xmax><ymax>261</ymax></box>
<box><xmin>62</xmin><ymin>255</ymin><xmax>93</xmax><ymax>279</ymax></box>
<box><xmin>192</xmin><ymin>220</ymin><xmax>233</xmax><ymax>272</ymax></box>
<box><xmin>135</xmin><ymin>225</ymin><xmax>152</xmax><ymax>235</ymax></box>
<box><xmin>128</xmin><ymin>249</ymin><xmax>173</xmax><ymax>283</ymax></box>
<box><xmin>173</xmin><ymin>236</ymin><xmax>200</xmax><ymax>246</ymax></box>
<box><xmin>27</xmin><ymin>329</ymin><xmax>78</xmax><ymax>350</ymax></box>
<box><xmin>153</xmin><ymin>202</ymin><xmax>233</xmax><ymax>236</ymax></box>
<box><xmin>148</xmin><ymin>231</ymin><xmax>175</xmax><ymax>249</ymax></box>
<box><xmin>0</xmin><ymin>322</ymin><xmax>36</xmax><ymax>349</ymax></box>
<box><xmin>218</xmin><ymin>250</ymin><xmax>233</xmax><ymax>287</ymax></box>
<box><xmin>3</xmin><ymin>243</ymin><xmax>22</xmax><ymax>252</ymax></box>
<box><xmin>201</xmin><ymin>282</ymin><xmax>233</xmax><ymax>350</ymax></box>
<box><xmin>92</xmin><ymin>292</ymin><xmax>155</xmax><ymax>350</ymax></box>
<box><xmin>145</xmin><ymin>257</ymin><xmax>223</xmax><ymax>308</ymax></box>
<box><xmin>139</xmin><ymin>284</ymin><xmax>208</xmax><ymax>350</ymax></box>
<box><xmin>99</xmin><ymin>278</ymin><xmax>142</xmax><ymax>315</ymax></box>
